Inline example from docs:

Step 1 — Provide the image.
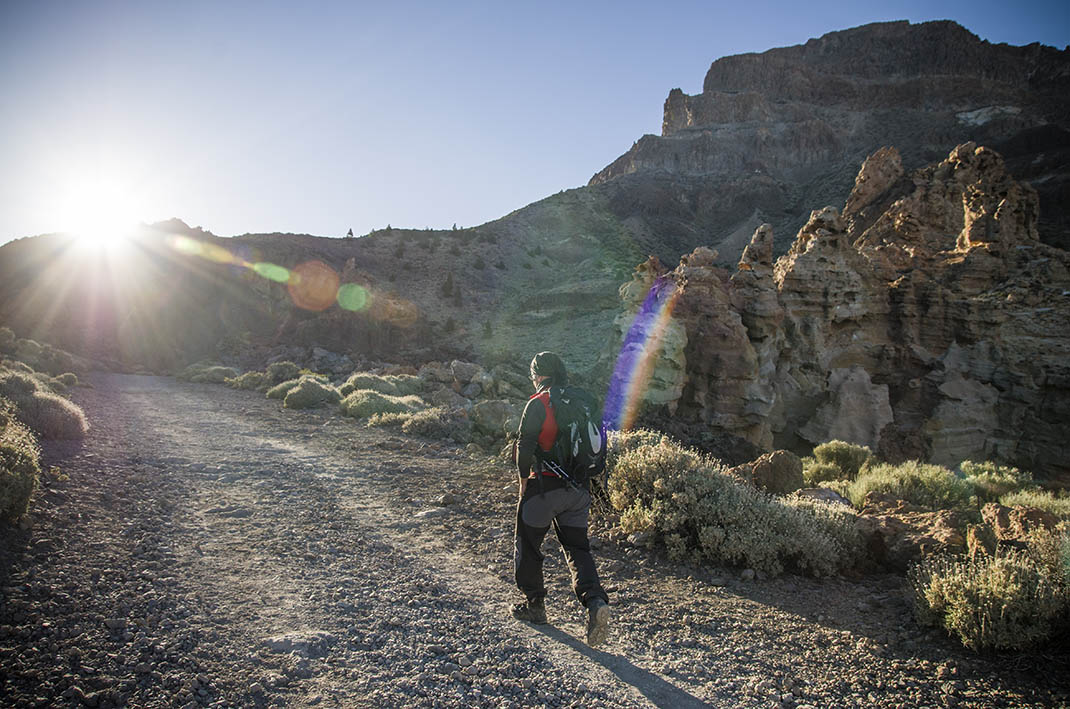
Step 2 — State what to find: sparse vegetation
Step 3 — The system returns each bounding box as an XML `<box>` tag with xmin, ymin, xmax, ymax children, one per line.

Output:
<box><xmin>368</xmin><ymin>406</ymin><xmax>472</xmax><ymax>441</ymax></box>
<box><xmin>266</xmin><ymin>377</ymin><xmax>305</xmax><ymax>400</ymax></box>
<box><xmin>178</xmin><ymin>362</ymin><xmax>238</xmax><ymax>383</ymax></box>
<box><xmin>226</xmin><ymin>371</ymin><xmax>269</xmax><ymax>390</ymax></box>
<box><xmin>283</xmin><ymin>378</ymin><xmax>342</xmax><ymax>409</ymax></box>
<box><xmin>340</xmin><ymin>390</ymin><xmax>423</xmax><ymax>419</ymax></box>
<box><xmin>0</xmin><ymin>398</ymin><xmax>40</xmax><ymax>523</ymax></box>
<box><xmin>1000</xmin><ymin>489</ymin><xmax>1070</xmax><ymax>520</ymax></box>
<box><xmin>961</xmin><ymin>460</ymin><xmax>1034</xmax><ymax>502</ymax></box>
<box><xmin>910</xmin><ymin>544</ymin><xmax>1069</xmax><ymax>651</ymax></box>
<box><xmin>55</xmin><ymin>372</ymin><xmax>79</xmax><ymax>388</ymax></box>
<box><xmin>607</xmin><ymin>436</ymin><xmax>862</xmax><ymax>576</ymax></box>
<box><xmin>846</xmin><ymin>460</ymin><xmax>976</xmax><ymax>513</ymax></box>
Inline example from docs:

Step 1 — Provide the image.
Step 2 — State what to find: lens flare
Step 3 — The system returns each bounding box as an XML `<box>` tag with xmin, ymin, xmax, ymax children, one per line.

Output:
<box><xmin>287</xmin><ymin>260</ymin><xmax>341</xmax><ymax>311</ymax></box>
<box><xmin>253</xmin><ymin>262</ymin><xmax>291</xmax><ymax>283</ymax></box>
<box><xmin>603</xmin><ymin>276</ymin><xmax>681</xmax><ymax>431</ymax></box>
<box><xmin>337</xmin><ymin>283</ymin><xmax>369</xmax><ymax>311</ymax></box>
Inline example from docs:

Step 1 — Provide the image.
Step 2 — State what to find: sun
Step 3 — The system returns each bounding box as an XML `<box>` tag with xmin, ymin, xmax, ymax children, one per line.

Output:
<box><xmin>58</xmin><ymin>174</ymin><xmax>142</xmax><ymax>247</ymax></box>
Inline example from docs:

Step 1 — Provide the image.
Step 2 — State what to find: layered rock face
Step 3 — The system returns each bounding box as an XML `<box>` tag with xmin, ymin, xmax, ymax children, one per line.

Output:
<box><xmin>613</xmin><ymin>144</ymin><xmax>1070</xmax><ymax>479</ymax></box>
<box><xmin>591</xmin><ymin>20</ymin><xmax>1070</xmax><ymax>255</ymax></box>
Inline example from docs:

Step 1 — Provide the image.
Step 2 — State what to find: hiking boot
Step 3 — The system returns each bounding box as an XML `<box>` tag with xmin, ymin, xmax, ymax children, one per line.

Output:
<box><xmin>511</xmin><ymin>600</ymin><xmax>547</xmax><ymax>624</ymax></box>
<box><xmin>586</xmin><ymin>598</ymin><xmax>610</xmax><ymax>647</ymax></box>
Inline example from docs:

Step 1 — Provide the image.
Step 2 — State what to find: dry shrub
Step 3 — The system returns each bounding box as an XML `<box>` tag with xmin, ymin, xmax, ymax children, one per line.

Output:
<box><xmin>190</xmin><ymin>366</ymin><xmax>238</xmax><ymax>384</ymax></box>
<box><xmin>0</xmin><ymin>371</ymin><xmax>39</xmax><ymax>399</ymax></box>
<box><xmin>367</xmin><ymin>412</ymin><xmax>408</xmax><ymax>429</ymax></box>
<box><xmin>961</xmin><ymin>460</ymin><xmax>1034</xmax><ymax>502</ymax></box>
<box><xmin>812</xmin><ymin>440</ymin><xmax>872</xmax><ymax>480</ymax></box>
<box><xmin>910</xmin><ymin>548</ymin><xmax>1069</xmax><ymax>651</ymax></box>
<box><xmin>341</xmin><ymin>389</ymin><xmax>423</xmax><ymax>419</ymax></box>
<box><xmin>384</xmin><ymin>374</ymin><xmax>425</xmax><ymax>396</ymax></box>
<box><xmin>1000</xmin><ymin>489</ymin><xmax>1070</xmax><ymax>521</ymax></box>
<box><xmin>339</xmin><ymin>373</ymin><xmax>399</xmax><ymax>397</ymax></box>
<box><xmin>266</xmin><ymin>377</ymin><xmax>304</xmax><ymax>400</ymax></box>
<box><xmin>608</xmin><ymin>437</ymin><xmax>862</xmax><ymax>576</ymax></box>
<box><xmin>846</xmin><ymin>460</ymin><xmax>976</xmax><ymax>513</ymax></box>
<box><xmin>227</xmin><ymin>371</ymin><xmax>269</xmax><ymax>390</ymax></box>
<box><xmin>283</xmin><ymin>378</ymin><xmax>341</xmax><ymax>409</ymax></box>
<box><xmin>16</xmin><ymin>391</ymin><xmax>89</xmax><ymax>439</ymax></box>
<box><xmin>0</xmin><ymin>398</ymin><xmax>40</xmax><ymax>522</ymax></box>
<box><xmin>398</xmin><ymin>407</ymin><xmax>471</xmax><ymax>440</ymax></box>
<box><xmin>55</xmin><ymin>372</ymin><xmax>79</xmax><ymax>388</ymax></box>
<box><xmin>266</xmin><ymin>361</ymin><xmax>301</xmax><ymax>384</ymax></box>
<box><xmin>606</xmin><ymin>428</ymin><xmax>666</xmax><ymax>473</ymax></box>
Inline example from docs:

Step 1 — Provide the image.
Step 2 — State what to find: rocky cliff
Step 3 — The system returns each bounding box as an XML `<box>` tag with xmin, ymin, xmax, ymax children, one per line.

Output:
<box><xmin>612</xmin><ymin>143</ymin><xmax>1070</xmax><ymax>479</ymax></box>
<box><xmin>592</xmin><ymin>20</ymin><xmax>1070</xmax><ymax>256</ymax></box>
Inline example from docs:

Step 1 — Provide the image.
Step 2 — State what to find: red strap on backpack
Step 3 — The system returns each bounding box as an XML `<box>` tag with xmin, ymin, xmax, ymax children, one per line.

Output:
<box><xmin>530</xmin><ymin>390</ymin><xmax>559</xmax><ymax>474</ymax></box>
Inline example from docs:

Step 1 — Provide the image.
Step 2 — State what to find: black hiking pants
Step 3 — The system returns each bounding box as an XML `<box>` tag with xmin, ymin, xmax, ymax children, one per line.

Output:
<box><xmin>514</xmin><ymin>481</ymin><xmax>608</xmax><ymax>608</ymax></box>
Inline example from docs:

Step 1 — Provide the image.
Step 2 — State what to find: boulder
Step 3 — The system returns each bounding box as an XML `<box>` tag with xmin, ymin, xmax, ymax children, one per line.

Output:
<box><xmin>980</xmin><ymin>502</ymin><xmax>1060</xmax><ymax>542</ymax></box>
<box><xmin>431</xmin><ymin>387</ymin><xmax>471</xmax><ymax>410</ymax></box>
<box><xmin>450</xmin><ymin>360</ymin><xmax>483</xmax><ymax>385</ymax></box>
<box><xmin>855</xmin><ymin>492</ymin><xmax>968</xmax><ymax>570</ymax></box>
<box><xmin>729</xmin><ymin>449</ymin><xmax>804</xmax><ymax>494</ymax></box>
<box><xmin>471</xmin><ymin>400</ymin><xmax>519</xmax><ymax>436</ymax></box>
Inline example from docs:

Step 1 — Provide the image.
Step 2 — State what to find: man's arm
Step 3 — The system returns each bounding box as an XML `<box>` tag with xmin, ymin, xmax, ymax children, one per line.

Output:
<box><xmin>515</xmin><ymin>396</ymin><xmax>547</xmax><ymax>490</ymax></box>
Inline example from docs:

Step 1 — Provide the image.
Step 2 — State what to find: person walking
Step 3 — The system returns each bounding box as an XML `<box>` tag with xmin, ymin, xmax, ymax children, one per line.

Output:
<box><xmin>511</xmin><ymin>351</ymin><xmax>610</xmax><ymax>647</ymax></box>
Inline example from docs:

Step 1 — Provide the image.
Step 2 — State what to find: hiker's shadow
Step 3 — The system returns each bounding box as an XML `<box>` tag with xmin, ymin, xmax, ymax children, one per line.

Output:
<box><xmin>530</xmin><ymin>624</ymin><xmax>712</xmax><ymax>709</ymax></box>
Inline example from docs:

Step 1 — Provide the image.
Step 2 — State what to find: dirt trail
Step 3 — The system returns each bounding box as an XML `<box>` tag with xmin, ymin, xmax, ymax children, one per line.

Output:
<box><xmin>1</xmin><ymin>374</ymin><xmax>1066</xmax><ymax>708</ymax></box>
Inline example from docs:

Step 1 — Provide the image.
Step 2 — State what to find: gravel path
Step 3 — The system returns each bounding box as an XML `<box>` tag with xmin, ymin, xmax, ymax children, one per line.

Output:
<box><xmin>1</xmin><ymin>374</ymin><xmax>1067</xmax><ymax>708</ymax></box>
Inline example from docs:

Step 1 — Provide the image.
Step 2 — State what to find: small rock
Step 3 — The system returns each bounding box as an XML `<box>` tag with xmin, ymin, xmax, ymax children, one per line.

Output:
<box><xmin>103</xmin><ymin>618</ymin><xmax>126</xmax><ymax>631</ymax></box>
<box><xmin>249</xmin><ymin>682</ymin><xmax>265</xmax><ymax>695</ymax></box>
<box><xmin>740</xmin><ymin>569</ymin><xmax>756</xmax><ymax>581</ymax></box>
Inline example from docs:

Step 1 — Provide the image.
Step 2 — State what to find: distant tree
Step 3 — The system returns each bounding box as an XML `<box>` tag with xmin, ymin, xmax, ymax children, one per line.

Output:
<box><xmin>346</xmin><ymin>228</ymin><xmax>354</xmax><ymax>238</ymax></box>
<box><xmin>444</xmin><ymin>317</ymin><xmax>456</xmax><ymax>332</ymax></box>
<box><xmin>441</xmin><ymin>272</ymin><xmax>454</xmax><ymax>298</ymax></box>
<box><xmin>452</xmin><ymin>223</ymin><xmax>458</xmax><ymax>231</ymax></box>
<box><xmin>482</xmin><ymin>321</ymin><xmax>492</xmax><ymax>337</ymax></box>
<box><xmin>474</xmin><ymin>256</ymin><xmax>486</xmax><ymax>270</ymax></box>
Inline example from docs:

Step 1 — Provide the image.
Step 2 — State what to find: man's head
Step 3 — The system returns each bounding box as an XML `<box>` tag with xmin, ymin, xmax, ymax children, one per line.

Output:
<box><xmin>529</xmin><ymin>351</ymin><xmax>568</xmax><ymax>388</ymax></box>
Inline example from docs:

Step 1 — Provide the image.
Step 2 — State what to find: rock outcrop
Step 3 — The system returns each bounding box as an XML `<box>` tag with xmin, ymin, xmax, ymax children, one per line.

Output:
<box><xmin>592</xmin><ymin>20</ymin><xmax>1070</xmax><ymax>256</ymax></box>
<box><xmin>611</xmin><ymin>143</ymin><xmax>1070</xmax><ymax>479</ymax></box>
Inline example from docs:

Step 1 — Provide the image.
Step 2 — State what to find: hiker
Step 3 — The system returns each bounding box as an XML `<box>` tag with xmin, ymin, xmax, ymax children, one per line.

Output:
<box><xmin>511</xmin><ymin>351</ymin><xmax>610</xmax><ymax>647</ymax></box>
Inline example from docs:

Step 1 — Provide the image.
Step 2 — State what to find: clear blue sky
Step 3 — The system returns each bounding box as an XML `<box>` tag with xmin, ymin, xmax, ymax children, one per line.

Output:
<box><xmin>1</xmin><ymin>0</ymin><xmax>1066</xmax><ymax>244</ymax></box>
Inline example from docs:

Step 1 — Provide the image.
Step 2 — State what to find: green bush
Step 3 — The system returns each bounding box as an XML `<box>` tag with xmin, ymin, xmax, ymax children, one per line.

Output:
<box><xmin>283</xmin><ymin>378</ymin><xmax>341</xmax><ymax>409</ymax></box>
<box><xmin>339</xmin><ymin>373</ymin><xmax>399</xmax><ymax>397</ymax></box>
<box><xmin>910</xmin><ymin>549</ymin><xmax>1069</xmax><ymax>651</ymax></box>
<box><xmin>1000</xmin><ymin>489</ymin><xmax>1070</xmax><ymax>521</ymax></box>
<box><xmin>266</xmin><ymin>361</ymin><xmax>301</xmax><ymax>384</ymax></box>
<box><xmin>812</xmin><ymin>440</ymin><xmax>872</xmax><ymax>480</ymax></box>
<box><xmin>227</xmin><ymin>371</ymin><xmax>269</xmax><ymax>390</ymax></box>
<box><xmin>16</xmin><ymin>391</ymin><xmax>89</xmax><ymax>440</ymax></box>
<box><xmin>55</xmin><ymin>372</ymin><xmax>79</xmax><ymax>388</ymax></box>
<box><xmin>961</xmin><ymin>460</ymin><xmax>1033</xmax><ymax>502</ymax></box>
<box><xmin>802</xmin><ymin>458</ymin><xmax>845</xmax><ymax>486</ymax></box>
<box><xmin>846</xmin><ymin>460</ymin><xmax>976</xmax><ymax>513</ymax></box>
<box><xmin>3</xmin><ymin>360</ymin><xmax>34</xmax><ymax>374</ymax></box>
<box><xmin>0</xmin><ymin>398</ymin><xmax>40</xmax><ymax>523</ymax></box>
<box><xmin>340</xmin><ymin>389</ymin><xmax>423</xmax><ymax>419</ymax></box>
<box><xmin>608</xmin><ymin>437</ymin><xmax>862</xmax><ymax>576</ymax></box>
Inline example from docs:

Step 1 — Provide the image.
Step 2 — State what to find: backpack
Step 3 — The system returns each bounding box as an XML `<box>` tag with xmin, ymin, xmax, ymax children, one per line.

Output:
<box><xmin>542</xmin><ymin>385</ymin><xmax>607</xmax><ymax>487</ymax></box>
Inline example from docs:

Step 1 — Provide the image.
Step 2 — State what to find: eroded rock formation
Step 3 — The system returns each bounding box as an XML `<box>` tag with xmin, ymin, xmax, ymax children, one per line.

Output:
<box><xmin>613</xmin><ymin>144</ymin><xmax>1070</xmax><ymax>478</ymax></box>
